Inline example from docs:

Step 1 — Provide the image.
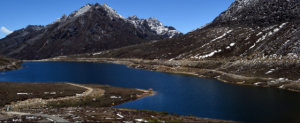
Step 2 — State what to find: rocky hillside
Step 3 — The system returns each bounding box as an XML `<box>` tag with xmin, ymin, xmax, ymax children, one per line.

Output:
<box><xmin>83</xmin><ymin>0</ymin><xmax>300</xmax><ymax>82</ymax></box>
<box><xmin>0</xmin><ymin>56</ymin><xmax>23</xmax><ymax>71</ymax></box>
<box><xmin>93</xmin><ymin>0</ymin><xmax>300</xmax><ymax>61</ymax></box>
<box><xmin>0</xmin><ymin>3</ymin><xmax>182</xmax><ymax>60</ymax></box>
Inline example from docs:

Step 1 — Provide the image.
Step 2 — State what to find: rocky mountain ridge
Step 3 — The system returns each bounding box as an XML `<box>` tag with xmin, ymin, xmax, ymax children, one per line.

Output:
<box><xmin>94</xmin><ymin>0</ymin><xmax>300</xmax><ymax>61</ymax></box>
<box><xmin>128</xmin><ymin>15</ymin><xmax>183</xmax><ymax>38</ymax></box>
<box><xmin>212</xmin><ymin>0</ymin><xmax>300</xmax><ymax>26</ymax></box>
<box><xmin>84</xmin><ymin>0</ymin><xmax>300</xmax><ymax>82</ymax></box>
<box><xmin>0</xmin><ymin>3</ymin><xmax>182</xmax><ymax>60</ymax></box>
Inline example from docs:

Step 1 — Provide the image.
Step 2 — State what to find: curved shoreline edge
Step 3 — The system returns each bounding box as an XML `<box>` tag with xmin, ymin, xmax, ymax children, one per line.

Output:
<box><xmin>24</xmin><ymin>57</ymin><xmax>300</xmax><ymax>94</ymax></box>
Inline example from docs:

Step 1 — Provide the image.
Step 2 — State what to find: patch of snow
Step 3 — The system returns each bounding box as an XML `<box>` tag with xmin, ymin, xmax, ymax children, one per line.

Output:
<box><xmin>263</xmin><ymin>25</ymin><xmax>277</xmax><ymax>31</ymax></box>
<box><xmin>279</xmin><ymin>85</ymin><xmax>284</xmax><ymax>88</ymax></box>
<box><xmin>230</xmin><ymin>43</ymin><xmax>235</xmax><ymax>46</ymax></box>
<box><xmin>110</xmin><ymin>96</ymin><xmax>118</xmax><ymax>98</ymax></box>
<box><xmin>47</xmin><ymin>118</ymin><xmax>54</xmax><ymax>122</ymax></box>
<box><xmin>93</xmin><ymin>52</ymin><xmax>102</xmax><ymax>55</ymax></box>
<box><xmin>283</xmin><ymin>40</ymin><xmax>290</xmax><ymax>45</ymax></box>
<box><xmin>256</xmin><ymin>32</ymin><xmax>262</xmax><ymax>36</ymax></box>
<box><xmin>279</xmin><ymin>22</ymin><xmax>288</xmax><ymax>28</ymax></box>
<box><xmin>271</xmin><ymin>23</ymin><xmax>287</xmax><ymax>34</ymax></box>
<box><xmin>245</xmin><ymin>35</ymin><xmax>250</xmax><ymax>40</ymax></box>
<box><xmin>254</xmin><ymin>82</ymin><xmax>262</xmax><ymax>85</ymax></box>
<box><xmin>74</xmin><ymin>4</ymin><xmax>91</xmax><ymax>17</ymax></box>
<box><xmin>211</xmin><ymin>30</ymin><xmax>232</xmax><ymax>42</ymax></box>
<box><xmin>97</xmin><ymin>3</ymin><xmax>125</xmax><ymax>20</ymax></box>
<box><xmin>268</xmin><ymin>31</ymin><xmax>273</xmax><ymax>36</ymax></box>
<box><xmin>249</xmin><ymin>44</ymin><xmax>256</xmax><ymax>49</ymax></box>
<box><xmin>117</xmin><ymin>114</ymin><xmax>124</xmax><ymax>118</ymax></box>
<box><xmin>197</xmin><ymin>50</ymin><xmax>222</xmax><ymax>59</ymax></box>
<box><xmin>17</xmin><ymin>93</ymin><xmax>29</xmax><ymax>95</ymax></box>
<box><xmin>135</xmin><ymin>119</ymin><xmax>146</xmax><ymax>122</ymax></box>
<box><xmin>265</xmin><ymin>69</ymin><xmax>275</xmax><ymax>74</ymax></box>
<box><xmin>249</xmin><ymin>33</ymin><xmax>268</xmax><ymax>49</ymax></box>
<box><xmin>273</xmin><ymin>28</ymin><xmax>279</xmax><ymax>33</ymax></box>
<box><xmin>226</xmin><ymin>46</ymin><xmax>230</xmax><ymax>49</ymax></box>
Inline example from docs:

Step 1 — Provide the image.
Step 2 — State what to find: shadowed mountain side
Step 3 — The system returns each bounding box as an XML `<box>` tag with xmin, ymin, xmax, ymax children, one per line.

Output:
<box><xmin>0</xmin><ymin>3</ymin><xmax>182</xmax><ymax>60</ymax></box>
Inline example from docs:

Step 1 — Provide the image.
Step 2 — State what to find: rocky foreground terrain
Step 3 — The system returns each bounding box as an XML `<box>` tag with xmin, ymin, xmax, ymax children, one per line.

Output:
<box><xmin>0</xmin><ymin>82</ymin><xmax>235</xmax><ymax>122</ymax></box>
<box><xmin>1</xmin><ymin>107</ymin><xmax>236</xmax><ymax>123</ymax></box>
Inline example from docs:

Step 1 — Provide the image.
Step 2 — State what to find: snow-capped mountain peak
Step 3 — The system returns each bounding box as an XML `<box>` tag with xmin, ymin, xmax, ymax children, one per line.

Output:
<box><xmin>128</xmin><ymin>16</ymin><xmax>183</xmax><ymax>38</ymax></box>
<box><xmin>67</xmin><ymin>4</ymin><xmax>92</xmax><ymax>19</ymax></box>
<box><xmin>97</xmin><ymin>3</ymin><xmax>125</xmax><ymax>20</ymax></box>
<box><xmin>0</xmin><ymin>2</ymin><xmax>182</xmax><ymax>60</ymax></box>
<box><xmin>146</xmin><ymin>17</ymin><xmax>164</xmax><ymax>30</ymax></box>
<box><xmin>74</xmin><ymin>4</ymin><xmax>92</xmax><ymax>17</ymax></box>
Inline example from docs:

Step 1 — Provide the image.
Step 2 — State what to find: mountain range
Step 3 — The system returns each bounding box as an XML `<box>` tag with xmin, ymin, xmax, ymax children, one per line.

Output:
<box><xmin>2</xmin><ymin>0</ymin><xmax>300</xmax><ymax>81</ymax></box>
<box><xmin>94</xmin><ymin>0</ymin><xmax>300</xmax><ymax>61</ymax></box>
<box><xmin>0</xmin><ymin>3</ymin><xmax>182</xmax><ymax>60</ymax></box>
<box><xmin>77</xmin><ymin>0</ymin><xmax>300</xmax><ymax>82</ymax></box>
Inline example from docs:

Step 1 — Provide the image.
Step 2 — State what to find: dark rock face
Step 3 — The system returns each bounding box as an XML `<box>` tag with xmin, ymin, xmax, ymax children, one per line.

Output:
<box><xmin>0</xmin><ymin>3</ymin><xmax>182</xmax><ymax>60</ymax></box>
<box><xmin>212</xmin><ymin>0</ymin><xmax>300</xmax><ymax>26</ymax></box>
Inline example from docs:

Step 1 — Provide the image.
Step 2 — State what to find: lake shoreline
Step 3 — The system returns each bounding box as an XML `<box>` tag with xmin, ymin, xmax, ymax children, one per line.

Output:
<box><xmin>0</xmin><ymin>82</ymin><xmax>235</xmax><ymax>122</ymax></box>
<box><xmin>24</xmin><ymin>57</ymin><xmax>300</xmax><ymax>93</ymax></box>
<box><xmin>0</xmin><ymin>82</ymin><xmax>153</xmax><ymax>108</ymax></box>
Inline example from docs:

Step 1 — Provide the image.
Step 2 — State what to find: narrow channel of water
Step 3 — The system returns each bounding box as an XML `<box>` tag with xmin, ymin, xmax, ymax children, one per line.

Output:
<box><xmin>1</xmin><ymin>61</ymin><xmax>300</xmax><ymax>122</ymax></box>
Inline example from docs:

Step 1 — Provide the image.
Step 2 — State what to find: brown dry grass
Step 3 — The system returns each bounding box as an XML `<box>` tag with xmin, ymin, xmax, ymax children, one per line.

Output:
<box><xmin>0</xmin><ymin>82</ymin><xmax>86</xmax><ymax>107</ymax></box>
<box><xmin>48</xmin><ymin>84</ymin><xmax>150</xmax><ymax>108</ymax></box>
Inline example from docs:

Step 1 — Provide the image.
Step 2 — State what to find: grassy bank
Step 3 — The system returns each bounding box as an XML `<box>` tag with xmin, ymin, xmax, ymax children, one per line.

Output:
<box><xmin>47</xmin><ymin>84</ymin><xmax>153</xmax><ymax>108</ymax></box>
<box><xmin>0</xmin><ymin>82</ymin><xmax>86</xmax><ymax>107</ymax></box>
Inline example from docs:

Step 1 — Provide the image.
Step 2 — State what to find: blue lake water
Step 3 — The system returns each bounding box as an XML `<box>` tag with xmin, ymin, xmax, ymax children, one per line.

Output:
<box><xmin>1</xmin><ymin>61</ymin><xmax>300</xmax><ymax>122</ymax></box>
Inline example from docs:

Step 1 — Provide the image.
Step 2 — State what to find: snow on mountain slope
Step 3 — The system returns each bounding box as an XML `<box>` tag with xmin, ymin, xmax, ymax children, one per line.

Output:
<box><xmin>97</xmin><ymin>3</ymin><xmax>126</xmax><ymax>20</ymax></box>
<box><xmin>54</xmin><ymin>14</ymin><xmax>68</xmax><ymax>23</ymax></box>
<box><xmin>92</xmin><ymin>0</ymin><xmax>300</xmax><ymax>62</ymax></box>
<box><xmin>0</xmin><ymin>3</ymin><xmax>182</xmax><ymax>60</ymax></box>
<box><xmin>75</xmin><ymin>4</ymin><xmax>92</xmax><ymax>17</ymax></box>
<box><xmin>128</xmin><ymin>15</ymin><xmax>183</xmax><ymax>38</ymax></box>
<box><xmin>213</xmin><ymin>0</ymin><xmax>300</xmax><ymax>26</ymax></box>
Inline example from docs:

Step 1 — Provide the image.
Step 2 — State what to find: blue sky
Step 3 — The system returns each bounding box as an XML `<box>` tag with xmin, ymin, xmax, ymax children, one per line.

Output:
<box><xmin>0</xmin><ymin>0</ymin><xmax>235</xmax><ymax>39</ymax></box>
